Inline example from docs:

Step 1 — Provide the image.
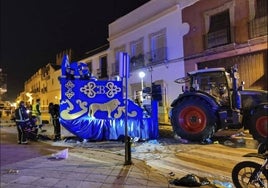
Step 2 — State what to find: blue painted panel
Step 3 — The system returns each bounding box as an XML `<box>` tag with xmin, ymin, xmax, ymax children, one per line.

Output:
<box><xmin>59</xmin><ymin>55</ymin><xmax>158</xmax><ymax>141</ymax></box>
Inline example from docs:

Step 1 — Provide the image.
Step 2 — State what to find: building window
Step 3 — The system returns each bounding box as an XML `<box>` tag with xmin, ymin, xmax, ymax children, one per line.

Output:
<box><xmin>255</xmin><ymin>0</ymin><xmax>267</xmax><ymax>18</ymax></box>
<box><xmin>203</xmin><ymin>1</ymin><xmax>235</xmax><ymax>49</ymax></box>
<box><xmin>130</xmin><ymin>38</ymin><xmax>144</xmax><ymax>70</ymax></box>
<box><xmin>209</xmin><ymin>10</ymin><xmax>230</xmax><ymax>33</ymax></box>
<box><xmin>112</xmin><ymin>46</ymin><xmax>126</xmax><ymax>76</ymax></box>
<box><xmin>205</xmin><ymin>10</ymin><xmax>232</xmax><ymax>48</ymax></box>
<box><xmin>249</xmin><ymin>0</ymin><xmax>267</xmax><ymax>38</ymax></box>
<box><xmin>148</xmin><ymin>28</ymin><xmax>167</xmax><ymax>65</ymax></box>
<box><xmin>99</xmin><ymin>55</ymin><xmax>108</xmax><ymax>79</ymax></box>
<box><xmin>87</xmin><ymin>61</ymin><xmax>92</xmax><ymax>73</ymax></box>
<box><xmin>130</xmin><ymin>38</ymin><xmax>144</xmax><ymax>57</ymax></box>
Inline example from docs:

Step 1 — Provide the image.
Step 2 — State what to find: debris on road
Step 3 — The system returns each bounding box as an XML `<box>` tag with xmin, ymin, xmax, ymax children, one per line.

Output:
<box><xmin>6</xmin><ymin>169</ymin><xmax>19</xmax><ymax>174</ymax></box>
<box><xmin>50</xmin><ymin>148</ymin><xmax>69</xmax><ymax>159</ymax></box>
<box><xmin>169</xmin><ymin>173</ymin><xmax>234</xmax><ymax>187</ymax></box>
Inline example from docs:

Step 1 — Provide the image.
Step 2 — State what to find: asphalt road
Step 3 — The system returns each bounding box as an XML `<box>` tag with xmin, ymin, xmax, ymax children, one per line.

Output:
<box><xmin>0</xmin><ymin>123</ymin><xmax>262</xmax><ymax>185</ymax></box>
<box><xmin>0</xmin><ymin>127</ymin><xmax>70</xmax><ymax>167</ymax></box>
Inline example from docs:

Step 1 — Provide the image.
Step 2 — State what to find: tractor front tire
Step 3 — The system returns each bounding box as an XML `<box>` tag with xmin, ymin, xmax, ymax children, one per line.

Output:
<box><xmin>171</xmin><ymin>97</ymin><xmax>217</xmax><ymax>142</ymax></box>
<box><xmin>249</xmin><ymin>106</ymin><xmax>268</xmax><ymax>143</ymax></box>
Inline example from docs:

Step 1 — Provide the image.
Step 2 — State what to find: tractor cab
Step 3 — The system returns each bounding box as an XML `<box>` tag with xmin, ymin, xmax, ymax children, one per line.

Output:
<box><xmin>175</xmin><ymin>68</ymin><xmax>232</xmax><ymax>106</ymax></box>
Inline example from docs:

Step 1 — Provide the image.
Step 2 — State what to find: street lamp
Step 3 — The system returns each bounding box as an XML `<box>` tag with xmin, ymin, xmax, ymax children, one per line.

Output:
<box><xmin>139</xmin><ymin>71</ymin><xmax>145</xmax><ymax>91</ymax></box>
<box><xmin>139</xmin><ymin>71</ymin><xmax>145</xmax><ymax>103</ymax></box>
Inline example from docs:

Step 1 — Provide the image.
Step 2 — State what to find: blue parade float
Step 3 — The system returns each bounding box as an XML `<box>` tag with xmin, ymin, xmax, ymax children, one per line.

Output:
<box><xmin>59</xmin><ymin>55</ymin><xmax>159</xmax><ymax>141</ymax></box>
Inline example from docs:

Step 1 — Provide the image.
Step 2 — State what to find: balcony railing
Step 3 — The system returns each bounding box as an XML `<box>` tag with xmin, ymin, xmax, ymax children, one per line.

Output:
<box><xmin>41</xmin><ymin>75</ymin><xmax>50</xmax><ymax>80</ymax></box>
<box><xmin>97</xmin><ymin>68</ymin><xmax>108</xmax><ymax>79</ymax></box>
<box><xmin>146</xmin><ymin>47</ymin><xmax>167</xmax><ymax>66</ymax></box>
<box><xmin>249</xmin><ymin>15</ymin><xmax>268</xmax><ymax>39</ymax></box>
<box><xmin>111</xmin><ymin>62</ymin><xmax>119</xmax><ymax>76</ymax></box>
<box><xmin>30</xmin><ymin>88</ymin><xmax>40</xmax><ymax>93</ymax></box>
<box><xmin>130</xmin><ymin>54</ymin><xmax>145</xmax><ymax>71</ymax></box>
<box><xmin>203</xmin><ymin>27</ymin><xmax>234</xmax><ymax>49</ymax></box>
<box><xmin>41</xmin><ymin>87</ymin><xmax>47</xmax><ymax>93</ymax></box>
<box><xmin>110</xmin><ymin>47</ymin><xmax>168</xmax><ymax>75</ymax></box>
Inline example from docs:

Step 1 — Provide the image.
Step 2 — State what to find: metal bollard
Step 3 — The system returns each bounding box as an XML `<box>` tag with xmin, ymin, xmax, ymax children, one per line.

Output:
<box><xmin>124</xmin><ymin>136</ymin><xmax>132</xmax><ymax>165</ymax></box>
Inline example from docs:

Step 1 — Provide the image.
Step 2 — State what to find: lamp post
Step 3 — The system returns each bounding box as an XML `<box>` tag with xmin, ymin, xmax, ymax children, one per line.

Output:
<box><xmin>139</xmin><ymin>71</ymin><xmax>145</xmax><ymax>91</ymax></box>
<box><xmin>119</xmin><ymin>52</ymin><xmax>132</xmax><ymax>165</ymax></box>
<box><xmin>139</xmin><ymin>71</ymin><xmax>145</xmax><ymax>103</ymax></box>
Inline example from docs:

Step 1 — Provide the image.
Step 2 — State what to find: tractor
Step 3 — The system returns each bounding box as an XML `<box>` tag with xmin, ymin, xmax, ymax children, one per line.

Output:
<box><xmin>170</xmin><ymin>65</ymin><xmax>267</xmax><ymax>143</ymax></box>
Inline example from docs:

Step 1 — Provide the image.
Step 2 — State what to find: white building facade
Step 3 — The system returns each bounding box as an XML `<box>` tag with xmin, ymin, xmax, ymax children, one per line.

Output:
<box><xmin>107</xmin><ymin>0</ymin><xmax>198</xmax><ymax>123</ymax></box>
<box><xmin>18</xmin><ymin>0</ymin><xmax>200</xmax><ymax>124</ymax></box>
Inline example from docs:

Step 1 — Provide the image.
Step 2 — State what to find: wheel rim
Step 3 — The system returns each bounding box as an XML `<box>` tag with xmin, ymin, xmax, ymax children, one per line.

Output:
<box><xmin>256</xmin><ymin>116</ymin><xmax>268</xmax><ymax>138</ymax></box>
<box><xmin>178</xmin><ymin>106</ymin><xmax>207</xmax><ymax>133</ymax></box>
<box><xmin>238</xmin><ymin>167</ymin><xmax>267</xmax><ymax>188</ymax></box>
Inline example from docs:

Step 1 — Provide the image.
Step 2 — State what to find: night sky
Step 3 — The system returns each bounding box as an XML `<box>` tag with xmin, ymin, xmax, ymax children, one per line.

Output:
<box><xmin>0</xmin><ymin>0</ymin><xmax>150</xmax><ymax>101</ymax></box>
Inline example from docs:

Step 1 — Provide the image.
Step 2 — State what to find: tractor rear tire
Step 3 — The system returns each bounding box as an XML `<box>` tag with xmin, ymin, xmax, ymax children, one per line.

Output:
<box><xmin>171</xmin><ymin>97</ymin><xmax>217</xmax><ymax>142</ymax></box>
<box><xmin>249</xmin><ymin>106</ymin><xmax>268</xmax><ymax>143</ymax></box>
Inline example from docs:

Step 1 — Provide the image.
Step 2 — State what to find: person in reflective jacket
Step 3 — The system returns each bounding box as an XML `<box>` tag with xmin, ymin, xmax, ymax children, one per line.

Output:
<box><xmin>15</xmin><ymin>101</ymin><xmax>30</xmax><ymax>144</ymax></box>
<box><xmin>32</xmin><ymin>99</ymin><xmax>42</xmax><ymax>126</ymax></box>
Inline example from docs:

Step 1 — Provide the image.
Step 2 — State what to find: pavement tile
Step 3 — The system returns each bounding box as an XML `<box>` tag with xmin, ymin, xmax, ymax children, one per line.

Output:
<box><xmin>1</xmin><ymin>124</ymin><xmax>178</xmax><ymax>188</ymax></box>
<box><xmin>100</xmin><ymin>183</ymin><xmax>139</xmax><ymax>188</ymax></box>
<box><xmin>10</xmin><ymin>175</ymin><xmax>40</xmax><ymax>184</ymax></box>
<box><xmin>63</xmin><ymin>171</ymin><xmax>89</xmax><ymax>180</ymax></box>
<box><xmin>0</xmin><ymin>173</ymin><xmax>21</xmax><ymax>184</ymax></box>
<box><xmin>52</xmin><ymin>179</ymin><xmax>86</xmax><ymax>188</ymax></box>
<box><xmin>124</xmin><ymin>176</ymin><xmax>149</xmax><ymax>186</ymax></box>
<box><xmin>85</xmin><ymin>173</ymin><xmax>108</xmax><ymax>182</ymax></box>
<box><xmin>104</xmin><ymin>174</ymin><xmax>128</xmax><ymax>185</ymax></box>
<box><xmin>76</xmin><ymin>181</ymin><xmax>103</xmax><ymax>188</ymax></box>
<box><xmin>30</xmin><ymin>177</ymin><xmax>59</xmax><ymax>187</ymax></box>
<box><xmin>1</xmin><ymin>184</ymin><xmax>40</xmax><ymax>188</ymax></box>
<box><xmin>92</xmin><ymin>167</ymin><xmax>115</xmax><ymax>175</ymax></box>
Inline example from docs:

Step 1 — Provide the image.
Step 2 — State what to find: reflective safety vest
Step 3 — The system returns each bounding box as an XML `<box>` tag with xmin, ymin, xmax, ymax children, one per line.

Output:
<box><xmin>32</xmin><ymin>104</ymin><xmax>40</xmax><ymax>116</ymax></box>
<box><xmin>15</xmin><ymin>107</ymin><xmax>29</xmax><ymax>122</ymax></box>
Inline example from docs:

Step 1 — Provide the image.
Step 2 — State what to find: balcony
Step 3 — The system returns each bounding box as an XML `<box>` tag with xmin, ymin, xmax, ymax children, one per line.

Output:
<box><xmin>146</xmin><ymin>47</ymin><xmax>167</xmax><ymax>66</ymax></box>
<box><xmin>30</xmin><ymin>88</ymin><xmax>40</xmax><ymax>94</ymax></box>
<box><xmin>41</xmin><ymin>66</ymin><xmax>50</xmax><ymax>80</ymax></box>
<box><xmin>41</xmin><ymin>87</ymin><xmax>47</xmax><ymax>93</ymax></box>
<box><xmin>111</xmin><ymin>62</ymin><xmax>119</xmax><ymax>76</ymax></box>
<box><xmin>110</xmin><ymin>48</ymin><xmax>168</xmax><ymax>75</ymax></box>
<box><xmin>249</xmin><ymin>15</ymin><xmax>267</xmax><ymax>39</ymax></box>
<box><xmin>203</xmin><ymin>27</ymin><xmax>234</xmax><ymax>49</ymax></box>
<box><xmin>41</xmin><ymin>75</ymin><xmax>50</xmax><ymax>80</ymax></box>
<box><xmin>130</xmin><ymin>54</ymin><xmax>145</xmax><ymax>71</ymax></box>
<box><xmin>96</xmin><ymin>68</ymin><xmax>108</xmax><ymax>79</ymax></box>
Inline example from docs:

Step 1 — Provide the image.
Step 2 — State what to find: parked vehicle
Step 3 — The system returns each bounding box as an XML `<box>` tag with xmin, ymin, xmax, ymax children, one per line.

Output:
<box><xmin>232</xmin><ymin>142</ymin><xmax>268</xmax><ymax>188</ymax></box>
<box><xmin>170</xmin><ymin>65</ymin><xmax>267</xmax><ymax>142</ymax></box>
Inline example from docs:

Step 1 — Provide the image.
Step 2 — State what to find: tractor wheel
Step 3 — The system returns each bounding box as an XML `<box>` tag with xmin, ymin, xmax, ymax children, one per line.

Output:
<box><xmin>171</xmin><ymin>97</ymin><xmax>217</xmax><ymax>142</ymax></box>
<box><xmin>249</xmin><ymin>106</ymin><xmax>268</xmax><ymax>143</ymax></box>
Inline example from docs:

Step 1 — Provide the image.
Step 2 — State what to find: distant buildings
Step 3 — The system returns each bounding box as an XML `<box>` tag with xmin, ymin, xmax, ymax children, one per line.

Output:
<box><xmin>0</xmin><ymin>68</ymin><xmax>7</xmax><ymax>99</ymax></box>
<box><xmin>17</xmin><ymin>0</ymin><xmax>267</xmax><ymax>123</ymax></box>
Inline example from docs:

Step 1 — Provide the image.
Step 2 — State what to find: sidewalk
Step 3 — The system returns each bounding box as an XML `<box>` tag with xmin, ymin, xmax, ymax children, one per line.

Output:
<box><xmin>0</xmin><ymin>122</ymin><xmax>179</xmax><ymax>188</ymax></box>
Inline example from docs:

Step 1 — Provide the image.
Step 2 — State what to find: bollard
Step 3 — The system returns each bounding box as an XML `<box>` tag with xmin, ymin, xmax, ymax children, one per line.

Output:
<box><xmin>124</xmin><ymin>136</ymin><xmax>132</xmax><ymax>165</ymax></box>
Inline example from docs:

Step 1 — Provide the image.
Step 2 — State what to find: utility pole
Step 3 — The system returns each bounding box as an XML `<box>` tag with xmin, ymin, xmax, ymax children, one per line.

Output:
<box><xmin>119</xmin><ymin>52</ymin><xmax>132</xmax><ymax>165</ymax></box>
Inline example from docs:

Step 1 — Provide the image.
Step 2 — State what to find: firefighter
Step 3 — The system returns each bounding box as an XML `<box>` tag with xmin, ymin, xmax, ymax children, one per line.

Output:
<box><xmin>32</xmin><ymin>99</ymin><xmax>42</xmax><ymax>126</ymax></box>
<box><xmin>15</xmin><ymin>101</ymin><xmax>30</xmax><ymax>144</ymax></box>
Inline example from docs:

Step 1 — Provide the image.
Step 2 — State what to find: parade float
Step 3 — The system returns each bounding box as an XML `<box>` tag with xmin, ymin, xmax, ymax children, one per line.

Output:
<box><xmin>59</xmin><ymin>55</ymin><xmax>158</xmax><ymax>141</ymax></box>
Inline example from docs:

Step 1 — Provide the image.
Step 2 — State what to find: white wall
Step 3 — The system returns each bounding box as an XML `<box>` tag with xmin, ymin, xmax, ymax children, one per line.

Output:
<box><xmin>108</xmin><ymin>1</ymin><xmax>189</xmax><ymax>106</ymax></box>
<box><xmin>80</xmin><ymin>50</ymin><xmax>109</xmax><ymax>77</ymax></box>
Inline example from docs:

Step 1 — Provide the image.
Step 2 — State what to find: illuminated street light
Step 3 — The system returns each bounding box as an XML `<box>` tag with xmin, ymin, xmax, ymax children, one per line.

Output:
<box><xmin>138</xmin><ymin>71</ymin><xmax>145</xmax><ymax>103</ymax></box>
<box><xmin>139</xmin><ymin>71</ymin><xmax>145</xmax><ymax>91</ymax></box>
